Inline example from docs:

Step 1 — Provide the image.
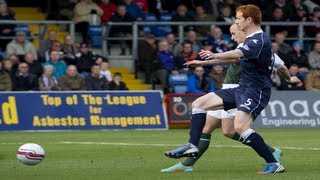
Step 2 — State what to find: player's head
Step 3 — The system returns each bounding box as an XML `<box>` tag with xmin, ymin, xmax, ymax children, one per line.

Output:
<box><xmin>235</xmin><ymin>4</ymin><xmax>262</xmax><ymax>31</ymax></box>
<box><xmin>229</xmin><ymin>24</ymin><xmax>246</xmax><ymax>44</ymax></box>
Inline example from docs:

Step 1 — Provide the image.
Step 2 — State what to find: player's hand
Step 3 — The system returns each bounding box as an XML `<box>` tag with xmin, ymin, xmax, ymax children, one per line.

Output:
<box><xmin>289</xmin><ymin>76</ymin><xmax>301</xmax><ymax>84</ymax></box>
<box><xmin>184</xmin><ymin>60</ymin><xmax>204</xmax><ymax>67</ymax></box>
<box><xmin>198</xmin><ymin>49</ymin><xmax>215</xmax><ymax>60</ymax></box>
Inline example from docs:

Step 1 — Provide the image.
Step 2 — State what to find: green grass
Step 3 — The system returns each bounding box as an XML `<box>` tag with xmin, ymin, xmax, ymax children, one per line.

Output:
<box><xmin>0</xmin><ymin>129</ymin><xmax>319</xmax><ymax>180</ymax></box>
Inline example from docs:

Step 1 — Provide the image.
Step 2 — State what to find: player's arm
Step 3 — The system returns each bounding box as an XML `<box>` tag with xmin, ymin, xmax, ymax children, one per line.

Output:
<box><xmin>199</xmin><ymin>49</ymin><xmax>243</xmax><ymax>60</ymax></box>
<box><xmin>184</xmin><ymin>58</ymin><xmax>239</xmax><ymax>67</ymax></box>
<box><xmin>274</xmin><ymin>53</ymin><xmax>301</xmax><ymax>84</ymax></box>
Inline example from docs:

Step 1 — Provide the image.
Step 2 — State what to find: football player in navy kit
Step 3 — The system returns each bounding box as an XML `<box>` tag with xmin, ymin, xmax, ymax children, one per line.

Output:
<box><xmin>164</xmin><ymin>4</ymin><xmax>285</xmax><ymax>174</ymax></box>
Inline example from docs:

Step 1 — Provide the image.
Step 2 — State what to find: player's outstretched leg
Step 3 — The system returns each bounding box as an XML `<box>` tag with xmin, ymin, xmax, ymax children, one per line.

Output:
<box><xmin>161</xmin><ymin>133</ymin><xmax>211</xmax><ymax>172</ymax></box>
<box><xmin>164</xmin><ymin>108</ymin><xmax>206</xmax><ymax>158</ymax></box>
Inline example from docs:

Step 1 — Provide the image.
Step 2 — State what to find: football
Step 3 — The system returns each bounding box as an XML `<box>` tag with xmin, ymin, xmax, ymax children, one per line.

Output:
<box><xmin>16</xmin><ymin>143</ymin><xmax>45</xmax><ymax>165</ymax></box>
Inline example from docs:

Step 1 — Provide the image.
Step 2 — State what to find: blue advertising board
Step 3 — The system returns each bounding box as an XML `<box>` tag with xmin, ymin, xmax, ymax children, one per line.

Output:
<box><xmin>0</xmin><ymin>91</ymin><xmax>168</xmax><ymax>131</ymax></box>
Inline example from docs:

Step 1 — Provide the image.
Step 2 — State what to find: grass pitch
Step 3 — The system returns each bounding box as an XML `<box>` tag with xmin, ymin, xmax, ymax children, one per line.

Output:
<box><xmin>0</xmin><ymin>129</ymin><xmax>319</xmax><ymax>180</ymax></box>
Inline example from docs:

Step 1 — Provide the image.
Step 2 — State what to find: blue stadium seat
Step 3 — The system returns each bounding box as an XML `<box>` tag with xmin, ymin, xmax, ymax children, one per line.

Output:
<box><xmin>143</xmin><ymin>13</ymin><xmax>158</xmax><ymax>35</ymax></box>
<box><xmin>168</xmin><ymin>73</ymin><xmax>188</xmax><ymax>94</ymax></box>
<box><xmin>88</xmin><ymin>25</ymin><xmax>102</xmax><ymax>47</ymax></box>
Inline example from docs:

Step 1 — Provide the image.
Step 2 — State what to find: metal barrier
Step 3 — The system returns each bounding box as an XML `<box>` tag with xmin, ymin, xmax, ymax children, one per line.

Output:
<box><xmin>0</xmin><ymin>20</ymin><xmax>75</xmax><ymax>41</ymax></box>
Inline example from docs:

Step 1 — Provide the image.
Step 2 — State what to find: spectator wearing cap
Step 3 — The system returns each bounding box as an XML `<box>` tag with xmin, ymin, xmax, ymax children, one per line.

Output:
<box><xmin>12</xmin><ymin>62</ymin><xmax>39</xmax><ymax>91</ymax></box>
<box><xmin>59</xmin><ymin>65</ymin><xmax>87</xmax><ymax>91</ymax></box>
<box><xmin>0</xmin><ymin>3</ymin><xmax>15</xmax><ymax>51</ymax></box>
<box><xmin>305</xmin><ymin>65</ymin><xmax>320</xmax><ymax>91</ymax></box>
<box><xmin>24</xmin><ymin>53</ymin><xmax>43</xmax><ymax>77</ymax></box>
<box><xmin>308</xmin><ymin>42</ymin><xmax>320</xmax><ymax>70</ymax></box>
<box><xmin>306</xmin><ymin>6</ymin><xmax>320</xmax><ymax>37</ymax></box>
<box><xmin>6</xmin><ymin>31</ymin><xmax>37</xmax><ymax>61</ymax></box>
<box><xmin>73</xmin><ymin>0</ymin><xmax>103</xmax><ymax>42</ymax></box>
<box><xmin>75</xmin><ymin>42</ymin><xmax>100</xmax><ymax>77</ymax></box>
<box><xmin>186</xmin><ymin>30</ymin><xmax>201</xmax><ymax>54</ymax></box>
<box><xmin>286</xmin><ymin>40</ymin><xmax>309</xmax><ymax>78</ymax></box>
<box><xmin>43</xmin><ymin>51</ymin><xmax>67</xmax><ymax>79</ymax></box>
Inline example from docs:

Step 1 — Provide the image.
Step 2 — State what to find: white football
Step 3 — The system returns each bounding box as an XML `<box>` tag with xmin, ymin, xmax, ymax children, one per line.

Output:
<box><xmin>16</xmin><ymin>143</ymin><xmax>45</xmax><ymax>165</ymax></box>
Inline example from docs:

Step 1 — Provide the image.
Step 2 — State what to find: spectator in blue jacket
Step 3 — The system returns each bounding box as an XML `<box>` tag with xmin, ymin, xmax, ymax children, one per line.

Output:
<box><xmin>187</xmin><ymin>66</ymin><xmax>216</xmax><ymax>94</ymax></box>
<box><xmin>43</xmin><ymin>51</ymin><xmax>67</xmax><ymax>79</ymax></box>
<box><xmin>123</xmin><ymin>0</ymin><xmax>144</xmax><ymax>20</ymax></box>
<box><xmin>157</xmin><ymin>39</ymin><xmax>174</xmax><ymax>71</ymax></box>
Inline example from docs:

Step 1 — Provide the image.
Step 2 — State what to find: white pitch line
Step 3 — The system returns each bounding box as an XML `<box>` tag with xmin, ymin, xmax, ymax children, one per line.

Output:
<box><xmin>57</xmin><ymin>141</ymin><xmax>320</xmax><ymax>151</ymax></box>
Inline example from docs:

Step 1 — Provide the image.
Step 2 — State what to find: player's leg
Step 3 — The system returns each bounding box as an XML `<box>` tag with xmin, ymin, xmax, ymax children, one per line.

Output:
<box><xmin>161</xmin><ymin>112</ymin><xmax>221</xmax><ymax>172</ymax></box>
<box><xmin>164</xmin><ymin>92</ymin><xmax>224</xmax><ymax>158</ymax></box>
<box><xmin>234</xmin><ymin>110</ymin><xmax>284</xmax><ymax>173</ymax></box>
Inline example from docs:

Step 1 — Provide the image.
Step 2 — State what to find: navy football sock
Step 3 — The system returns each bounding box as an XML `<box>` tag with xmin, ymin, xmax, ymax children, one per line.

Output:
<box><xmin>188</xmin><ymin>110</ymin><xmax>206</xmax><ymax>146</ymax></box>
<box><xmin>241</xmin><ymin>129</ymin><xmax>277</xmax><ymax>163</ymax></box>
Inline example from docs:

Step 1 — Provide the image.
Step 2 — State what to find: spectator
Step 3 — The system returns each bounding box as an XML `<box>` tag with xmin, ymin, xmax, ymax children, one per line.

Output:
<box><xmin>6</xmin><ymin>31</ymin><xmax>37</xmax><ymax>60</ymax></box>
<box><xmin>39</xmin><ymin>30</ymin><xmax>58</xmax><ymax>60</ymax></box>
<box><xmin>290</xmin><ymin>5</ymin><xmax>308</xmax><ymax>21</ymax></box>
<box><xmin>137</xmin><ymin>34</ymin><xmax>158</xmax><ymax>83</ymax></box>
<box><xmin>209</xmin><ymin>65</ymin><xmax>225</xmax><ymax>90</ymax></box>
<box><xmin>272</xmin><ymin>42</ymin><xmax>287</xmax><ymax>62</ymax></box>
<box><xmin>305</xmin><ymin>65</ymin><xmax>320</xmax><ymax>91</ymax></box>
<box><xmin>73</xmin><ymin>0</ymin><xmax>103</xmax><ymax>42</ymax></box>
<box><xmin>202</xmin><ymin>0</ymin><xmax>219</xmax><ymax>19</ymax></box>
<box><xmin>148</xmin><ymin>0</ymin><xmax>173</xmax><ymax>16</ymax></box>
<box><xmin>289</xmin><ymin>0</ymin><xmax>309</xmax><ymax>18</ymax></box>
<box><xmin>58</xmin><ymin>65</ymin><xmax>87</xmax><ymax>91</ymax></box>
<box><xmin>166</xmin><ymin>33</ymin><xmax>181</xmax><ymax>57</ymax></box>
<box><xmin>100</xmin><ymin>61</ymin><xmax>112</xmax><ymax>82</ymax></box>
<box><xmin>308</xmin><ymin>42</ymin><xmax>320</xmax><ymax>70</ymax></box>
<box><xmin>43</xmin><ymin>51</ymin><xmax>67</xmax><ymax>79</ymax></box>
<box><xmin>44</xmin><ymin>40</ymin><xmax>64</xmax><ymax>62</ymax></box>
<box><xmin>306</xmin><ymin>6</ymin><xmax>320</xmax><ymax>37</ymax></box>
<box><xmin>157</xmin><ymin>39</ymin><xmax>174</xmax><ymax>71</ymax></box>
<box><xmin>12</xmin><ymin>62</ymin><xmax>39</xmax><ymax>91</ymax></box>
<box><xmin>24</xmin><ymin>53</ymin><xmax>43</xmax><ymax>77</ymax></box>
<box><xmin>39</xmin><ymin>65</ymin><xmax>61</xmax><ymax>91</ymax></box>
<box><xmin>187</xmin><ymin>66</ymin><xmax>216</xmax><ymax>94</ymax></box>
<box><xmin>109</xmin><ymin>72</ymin><xmax>129</xmax><ymax>90</ymax></box>
<box><xmin>265</xmin><ymin>7</ymin><xmax>288</xmax><ymax>36</ymax></box>
<box><xmin>277</xmin><ymin>64</ymin><xmax>305</xmax><ymax>90</ymax></box>
<box><xmin>0</xmin><ymin>3</ymin><xmax>15</xmax><ymax>51</ymax></box>
<box><xmin>216</xmin><ymin>5</ymin><xmax>235</xmax><ymax>34</ymax></box>
<box><xmin>75</xmin><ymin>42</ymin><xmax>99</xmax><ymax>77</ymax></box>
<box><xmin>109</xmin><ymin>5</ymin><xmax>134</xmax><ymax>55</ymax></box>
<box><xmin>99</xmin><ymin>0</ymin><xmax>116</xmax><ymax>23</ymax></box>
<box><xmin>134</xmin><ymin>0</ymin><xmax>148</xmax><ymax>12</ymax></box>
<box><xmin>2</xmin><ymin>58</ymin><xmax>13</xmax><ymax>78</ymax></box>
<box><xmin>186</xmin><ymin>30</ymin><xmax>201</xmax><ymax>53</ymax></box>
<box><xmin>7</xmin><ymin>54</ymin><xmax>19</xmax><ymax>73</ymax></box>
<box><xmin>85</xmin><ymin>64</ymin><xmax>108</xmax><ymax>90</ymax></box>
<box><xmin>123</xmin><ymin>0</ymin><xmax>144</xmax><ymax>21</ymax></box>
<box><xmin>0</xmin><ymin>60</ymin><xmax>11</xmax><ymax>91</ymax></box>
<box><xmin>286</xmin><ymin>40</ymin><xmax>309</xmax><ymax>78</ymax></box>
<box><xmin>274</xmin><ymin>32</ymin><xmax>292</xmax><ymax>58</ymax></box>
<box><xmin>171</xmin><ymin>4</ymin><xmax>195</xmax><ymax>33</ymax></box>
<box><xmin>175</xmin><ymin>41</ymin><xmax>197</xmax><ymax>72</ymax></box>
<box><xmin>207</xmin><ymin>26</ymin><xmax>230</xmax><ymax>53</ymax></box>
<box><xmin>194</xmin><ymin>5</ymin><xmax>215</xmax><ymax>37</ymax></box>
<box><xmin>62</xmin><ymin>35</ymin><xmax>79</xmax><ymax>65</ymax></box>
<box><xmin>265</xmin><ymin>0</ymin><xmax>291</xmax><ymax>20</ymax></box>
<box><xmin>56</xmin><ymin>0</ymin><xmax>78</xmax><ymax>20</ymax></box>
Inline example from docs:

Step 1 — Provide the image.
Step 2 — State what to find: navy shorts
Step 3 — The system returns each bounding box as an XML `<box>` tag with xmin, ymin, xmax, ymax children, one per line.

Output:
<box><xmin>214</xmin><ymin>86</ymin><xmax>271</xmax><ymax>120</ymax></box>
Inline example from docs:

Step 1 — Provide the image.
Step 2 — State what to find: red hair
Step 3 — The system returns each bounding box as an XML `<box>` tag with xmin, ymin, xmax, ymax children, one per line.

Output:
<box><xmin>236</xmin><ymin>4</ymin><xmax>262</xmax><ymax>25</ymax></box>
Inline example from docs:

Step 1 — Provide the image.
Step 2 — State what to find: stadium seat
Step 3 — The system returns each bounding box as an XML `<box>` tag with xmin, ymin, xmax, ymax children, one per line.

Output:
<box><xmin>168</xmin><ymin>73</ymin><xmax>189</xmax><ymax>94</ymax></box>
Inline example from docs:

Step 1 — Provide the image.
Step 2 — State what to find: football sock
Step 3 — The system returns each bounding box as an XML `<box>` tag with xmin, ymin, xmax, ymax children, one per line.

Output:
<box><xmin>188</xmin><ymin>108</ymin><xmax>206</xmax><ymax>146</ymax></box>
<box><xmin>231</xmin><ymin>133</ymin><xmax>275</xmax><ymax>153</ymax></box>
<box><xmin>182</xmin><ymin>133</ymin><xmax>211</xmax><ymax>166</ymax></box>
<box><xmin>240</xmin><ymin>129</ymin><xmax>277</xmax><ymax>163</ymax></box>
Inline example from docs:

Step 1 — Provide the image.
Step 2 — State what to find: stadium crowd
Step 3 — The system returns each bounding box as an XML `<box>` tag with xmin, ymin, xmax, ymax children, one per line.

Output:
<box><xmin>0</xmin><ymin>0</ymin><xmax>319</xmax><ymax>93</ymax></box>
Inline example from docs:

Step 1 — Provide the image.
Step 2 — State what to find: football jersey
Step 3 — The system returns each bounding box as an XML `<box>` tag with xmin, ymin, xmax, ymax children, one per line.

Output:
<box><xmin>237</xmin><ymin>30</ymin><xmax>273</xmax><ymax>88</ymax></box>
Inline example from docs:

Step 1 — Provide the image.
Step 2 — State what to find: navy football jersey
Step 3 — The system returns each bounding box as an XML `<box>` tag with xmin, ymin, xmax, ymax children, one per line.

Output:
<box><xmin>237</xmin><ymin>30</ymin><xmax>274</xmax><ymax>88</ymax></box>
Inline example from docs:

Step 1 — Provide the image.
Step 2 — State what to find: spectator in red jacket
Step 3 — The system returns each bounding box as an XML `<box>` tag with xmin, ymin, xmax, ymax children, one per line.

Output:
<box><xmin>99</xmin><ymin>0</ymin><xmax>116</xmax><ymax>23</ymax></box>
